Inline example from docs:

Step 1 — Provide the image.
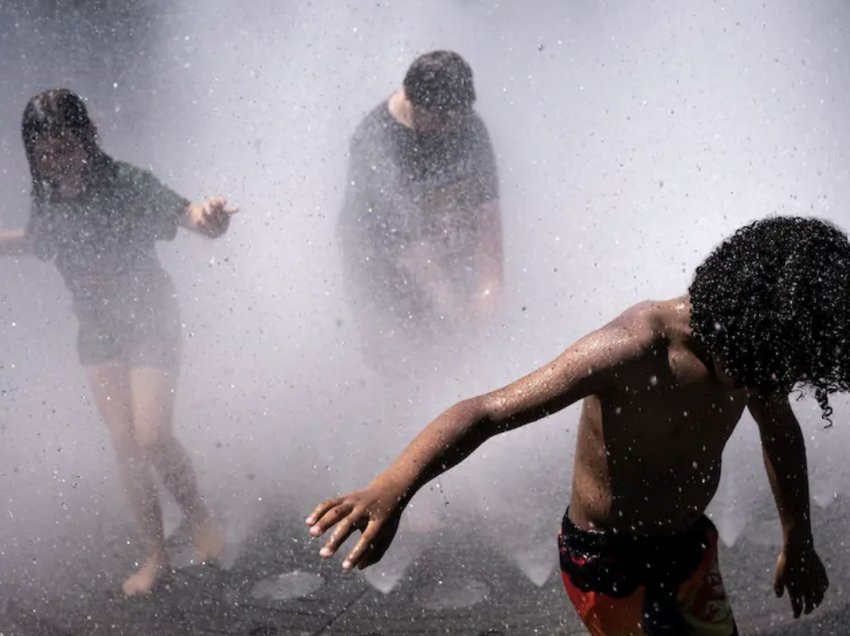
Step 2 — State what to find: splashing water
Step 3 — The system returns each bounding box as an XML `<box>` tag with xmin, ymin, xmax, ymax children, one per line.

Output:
<box><xmin>1</xmin><ymin>3</ymin><xmax>850</xmax><ymax>631</ymax></box>
<box><xmin>362</xmin><ymin>541</ymin><xmax>423</xmax><ymax>595</ymax></box>
<box><xmin>509</xmin><ymin>544</ymin><xmax>557</xmax><ymax>588</ymax></box>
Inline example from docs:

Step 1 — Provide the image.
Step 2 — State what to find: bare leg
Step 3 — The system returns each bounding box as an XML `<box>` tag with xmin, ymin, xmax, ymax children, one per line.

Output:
<box><xmin>129</xmin><ymin>367</ymin><xmax>224</xmax><ymax>563</ymax></box>
<box><xmin>85</xmin><ymin>363</ymin><xmax>168</xmax><ymax>596</ymax></box>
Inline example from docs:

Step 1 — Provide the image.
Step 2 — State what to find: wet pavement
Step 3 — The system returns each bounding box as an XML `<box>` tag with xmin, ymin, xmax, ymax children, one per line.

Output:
<box><xmin>1</xmin><ymin>499</ymin><xmax>848</xmax><ymax>636</ymax></box>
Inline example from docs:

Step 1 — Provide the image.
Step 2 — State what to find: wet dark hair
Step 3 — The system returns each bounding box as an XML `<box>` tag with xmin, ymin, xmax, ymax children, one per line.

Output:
<box><xmin>22</xmin><ymin>88</ymin><xmax>111</xmax><ymax>201</ymax></box>
<box><xmin>689</xmin><ymin>216</ymin><xmax>850</xmax><ymax>422</ymax></box>
<box><xmin>403</xmin><ymin>50</ymin><xmax>476</xmax><ymax>112</ymax></box>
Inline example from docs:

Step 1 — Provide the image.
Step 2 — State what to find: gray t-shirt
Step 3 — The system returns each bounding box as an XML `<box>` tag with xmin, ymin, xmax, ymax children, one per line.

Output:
<box><xmin>27</xmin><ymin>160</ymin><xmax>188</xmax><ymax>323</ymax></box>
<box><xmin>338</xmin><ymin>103</ymin><xmax>499</xmax><ymax>317</ymax></box>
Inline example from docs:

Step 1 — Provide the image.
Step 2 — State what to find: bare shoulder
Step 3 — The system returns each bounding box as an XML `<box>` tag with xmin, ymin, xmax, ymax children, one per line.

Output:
<box><xmin>540</xmin><ymin>301</ymin><xmax>672</xmax><ymax>383</ymax></box>
<box><xmin>596</xmin><ymin>300</ymin><xmax>670</xmax><ymax>353</ymax></box>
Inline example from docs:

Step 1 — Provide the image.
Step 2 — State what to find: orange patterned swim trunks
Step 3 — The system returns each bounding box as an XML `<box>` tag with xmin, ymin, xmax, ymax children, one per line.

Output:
<box><xmin>558</xmin><ymin>511</ymin><xmax>737</xmax><ymax>636</ymax></box>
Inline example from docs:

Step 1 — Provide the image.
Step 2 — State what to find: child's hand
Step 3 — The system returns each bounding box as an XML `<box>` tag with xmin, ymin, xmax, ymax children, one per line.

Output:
<box><xmin>774</xmin><ymin>537</ymin><xmax>829</xmax><ymax>618</ymax></box>
<box><xmin>192</xmin><ymin>196</ymin><xmax>238</xmax><ymax>238</ymax></box>
<box><xmin>306</xmin><ymin>482</ymin><xmax>405</xmax><ymax>570</ymax></box>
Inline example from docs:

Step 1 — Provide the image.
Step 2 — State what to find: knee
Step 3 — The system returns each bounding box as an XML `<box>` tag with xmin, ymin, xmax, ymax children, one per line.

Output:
<box><xmin>134</xmin><ymin>427</ymin><xmax>173</xmax><ymax>458</ymax></box>
<box><xmin>107</xmin><ymin>425</ymin><xmax>140</xmax><ymax>459</ymax></box>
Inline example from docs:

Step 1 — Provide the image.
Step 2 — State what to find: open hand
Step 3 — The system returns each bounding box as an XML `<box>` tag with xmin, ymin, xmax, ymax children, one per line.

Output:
<box><xmin>774</xmin><ymin>539</ymin><xmax>828</xmax><ymax>618</ymax></box>
<box><xmin>306</xmin><ymin>482</ymin><xmax>405</xmax><ymax>570</ymax></box>
<box><xmin>195</xmin><ymin>196</ymin><xmax>237</xmax><ymax>238</ymax></box>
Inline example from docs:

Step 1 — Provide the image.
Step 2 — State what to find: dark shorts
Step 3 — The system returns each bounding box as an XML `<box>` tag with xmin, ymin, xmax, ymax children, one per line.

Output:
<box><xmin>559</xmin><ymin>512</ymin><xmax>737</xmax><ymax>636</ymax></box>
<box><xmin>76</xmin><ymin>291</ymin><xmax>181</xmax><ymax>370</ymax></box>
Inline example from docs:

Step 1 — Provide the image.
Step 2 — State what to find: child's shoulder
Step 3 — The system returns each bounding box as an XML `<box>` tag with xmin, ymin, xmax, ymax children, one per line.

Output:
<box><xmin>578</xmin><ymin>301</ymin><xmax>671</xmax><ymax>369</ymax></box>
<box><xmin>607</xmin><ymin>300</ymin><xmax>670</xmax><ymax>342</ymax></box>
<box><xmin>606</xmin><ymin>298</ymin><xmax>704</xmax><ymax>373</ymax></box>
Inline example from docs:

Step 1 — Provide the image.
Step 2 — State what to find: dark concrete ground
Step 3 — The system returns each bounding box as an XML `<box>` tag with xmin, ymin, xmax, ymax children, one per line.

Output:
<box><xmin>1</xmin><ymin>500</ymin><xmax>848</xmax><ymax>636</ymax></box>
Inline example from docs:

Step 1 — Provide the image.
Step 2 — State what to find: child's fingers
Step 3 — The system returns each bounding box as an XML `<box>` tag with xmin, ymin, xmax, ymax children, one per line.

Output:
<box><xmin>201</xmin><ymin>206</ymin><xmax>231</xmax><ymax>233</ymax></box>
<box><xmin>306</xmin><ymin>497</ymin><xmax>343</xmax><ymax>525</ymax></box>
<box><xmin>355</xmin><ymin>535</ymin><xmax>392</xmax><ymax>570</ymax></box>
<box><xmin>308</xmin><ymin>503</ymin><xmax>353</xmax><ymax>537</ymax></box>
<box><xmin>773</xmin><ymin>568</ymin><xmax>784</xmax><ymax>597</ymax></box>
<box><xmin>343</xmin><ymin>524</ymin><xmax>380</xmax><ymax>570</ymax></box>
<box><xmin>205</xmin><ymin>206</ymin><xmax>234</xmax><ymax>222</ymax></box>
<box><xmin>202</xmin><ymin>205</ymin><xmax>223</xmax><ymax>219</ymax></box>
<box><xmin>789</xmin><ymin>590</ymin><xmax>803</xmax><ymax>618</ymax></box>
<box><xmin>805</xmin><ymin>583</ymin><xmax>825</xmax><ymax>614</ymax></box>
<box><xmin>201</xmin><ymin>198</ymin><xmax>225</xmax><ymax>216</ymax></box>
<box><xmin>803</xmin><ymin>591</ymin><xmax>817</xmax><ymax>615</ymax></box>
<box><xmin>320</xmin><ymin>516</ymin><xmax>358</xmax><ymax>558</ymax></box>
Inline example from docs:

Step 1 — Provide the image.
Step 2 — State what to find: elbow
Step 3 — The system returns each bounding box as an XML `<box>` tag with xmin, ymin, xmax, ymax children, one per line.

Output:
<box><xmin>454</xmin><ymin>395</ymin><xmax>501</xmax><ymax>441</ymax></box>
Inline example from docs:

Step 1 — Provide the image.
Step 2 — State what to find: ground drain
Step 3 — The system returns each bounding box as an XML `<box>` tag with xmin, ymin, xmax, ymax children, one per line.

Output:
<box><xmin>415</xmin><ymin>576</ymin><xmax>490</xmax><ymax>610</ymax></box>
<box><xmin>251</xmin><ymin>570</ymin><xmax>324</xmax><ymax>601</ymax></box>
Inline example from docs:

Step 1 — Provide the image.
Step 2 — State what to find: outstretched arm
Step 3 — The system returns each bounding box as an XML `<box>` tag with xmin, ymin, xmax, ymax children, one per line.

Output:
<box><xmin>307</xmin><ymin>320</ymin><xmax>647</xmax><ymax>570</ymax></box>
<box><xmin>0</xmin><ymin>230</ymin><xmax>31</xmax><ymax>256</ymax></box>
<box><xmin>749</xmin><ymin>392</ymin><xmax>828</xmax><ymax>618</ymax></box>
<box><xmin>180</xmin><ymin>197</ymin><xmax>237</xmax><ymax>238</ymax></box>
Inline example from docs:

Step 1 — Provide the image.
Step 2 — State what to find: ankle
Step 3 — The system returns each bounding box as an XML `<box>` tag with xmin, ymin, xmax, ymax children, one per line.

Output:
<box><xmin>141</xmin><ymin>549</ymin><xmax>169</xmax><ymax>564</ymax></box>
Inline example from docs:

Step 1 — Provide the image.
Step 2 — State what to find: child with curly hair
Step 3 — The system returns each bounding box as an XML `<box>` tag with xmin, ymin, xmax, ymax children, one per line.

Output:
<box><xmin>307</xmin><ymin>216</ymin><xmax>849</xmax><ymax>635</ymax></box>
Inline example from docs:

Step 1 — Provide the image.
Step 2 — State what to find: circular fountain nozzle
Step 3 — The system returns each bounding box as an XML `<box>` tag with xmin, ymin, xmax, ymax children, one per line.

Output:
<box><xmin>415</xmin><ymin>577</ymin><xmax>490</xmax><ymax>611</ymax></box>
<box><xmin>250</xmin><ymin>570</ymin><xmax>324</xmax><ymax>601</ymax></box>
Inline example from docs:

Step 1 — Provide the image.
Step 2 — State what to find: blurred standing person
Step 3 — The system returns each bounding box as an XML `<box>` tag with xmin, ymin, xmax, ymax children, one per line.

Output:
<box><xmin>0</xmin><ymin>89</ymin><xmax>235</xmax><ymax>596</ymax></box>
<box><xmin>338</xmin><ymin>51</ymin><xmax>503</xmax><ymax>374</ymax></box>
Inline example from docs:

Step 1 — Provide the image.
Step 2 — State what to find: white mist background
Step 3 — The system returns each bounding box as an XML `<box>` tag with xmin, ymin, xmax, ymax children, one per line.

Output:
<box><xmin>1</xmin><ymin>0</ymin><xmax>850</xmax><ymax>594</ymax></box>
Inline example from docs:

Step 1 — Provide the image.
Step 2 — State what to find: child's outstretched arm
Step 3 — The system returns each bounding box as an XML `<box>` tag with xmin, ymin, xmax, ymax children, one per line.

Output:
<box><xmin>749</xmin><ymin>392</ymin><xmax>829</xmax><ymax>618</ymax></box>
<box><xmin>307</xmin><ymin>319</ymin><xmax>648</xmax><ymax>571</ymax></box>
<box><xmin>0</xmin><ymin>230</ymin><xmax>30</xmax><ymax>256</ymax></box>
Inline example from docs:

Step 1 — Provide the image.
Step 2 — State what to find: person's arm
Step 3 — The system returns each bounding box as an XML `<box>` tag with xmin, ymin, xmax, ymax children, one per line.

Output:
<box><xmin>307</xmin><ymin>318</ymin><xmax>648</xmax><ymax>570</ymax></box>
<box><xmin>127</xmin><ymin>165</ymin><xmax>236</xmax><ymax>241</ymax></box>
<box><xmin>748</xmin><ymin>392</ymin><xmax>829</xmax><ymax>618</ymax></box>
<box><xmin>472</xmin><ymin>199</ymin><xmax>503</xmax><ymax>316</ymax></box>
<box><xmin>0</xmin><ymin>230</ymin><xmax>31</xmax><ymax>256</ymax></box>
<box><xmin>469</xmin><ymin>118</ymin><xmax>503</xmax><ymax>316</ymax></box>
<box><xmin>179</xmin><ymin>197</ymin><xmax>238</xmax><ymax>239</ymax></box>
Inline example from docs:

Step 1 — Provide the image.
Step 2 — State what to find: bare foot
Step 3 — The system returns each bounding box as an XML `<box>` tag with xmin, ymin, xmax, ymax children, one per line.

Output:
<box><xmin>122</xmin><ymin>552</ymin><xmax>169</xmax><ymax>597</ymax></box>
<box><xmin>193</xmin><ymin>519</ymin><xmax>225</xmax><ymax>564</ymax></box>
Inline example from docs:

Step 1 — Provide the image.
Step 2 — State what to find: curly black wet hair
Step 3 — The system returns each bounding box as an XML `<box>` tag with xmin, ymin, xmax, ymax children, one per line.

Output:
<box><xmin>689</xmin><ymin>216</ymin><xmax>850</xmax><ymax>422</ymax></box>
